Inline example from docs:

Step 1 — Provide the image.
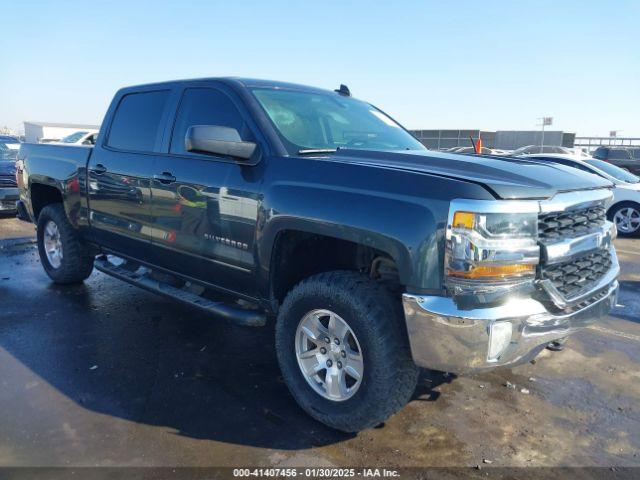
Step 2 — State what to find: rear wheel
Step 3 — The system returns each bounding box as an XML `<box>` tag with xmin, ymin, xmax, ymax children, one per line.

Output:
<box><xmin>275</xmin><ymin>271</ymin><xmax>418</xmax><ymax>432</ymax></box>
<box><xmin>37</xmin><ymin>203</ymin><xmax>94</xmax><ymax>284</ymax></box>
<box><xmin>608</xmin><ymin>202</ymin><xmax>640</xmax><ymax>237</ymax></box>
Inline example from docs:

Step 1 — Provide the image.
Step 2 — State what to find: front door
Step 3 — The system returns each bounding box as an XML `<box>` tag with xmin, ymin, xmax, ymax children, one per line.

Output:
<box><xmin>149</xmin><ymin>87</ymin><xmax>262</xmax><ymax>297</ymax></box>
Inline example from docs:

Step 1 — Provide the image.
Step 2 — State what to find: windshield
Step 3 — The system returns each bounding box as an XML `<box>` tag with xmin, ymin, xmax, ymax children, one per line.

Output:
<box><xmin>585</xmin><ymin>159</ymin><xmax>640</xmax><ymax>183</ymax></box>
<box><xmin>60</xmin><ymin>131</ymin><xmax>88</xmax><ymax>143</ymax></box>
<box><xmin>251</xmin><ymin>89</ymin><xmax>425</xmax><ymax>154</ymax></box>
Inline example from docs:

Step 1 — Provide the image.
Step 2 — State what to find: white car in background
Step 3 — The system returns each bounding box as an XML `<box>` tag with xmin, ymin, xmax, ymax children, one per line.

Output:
<box><xmin>53</xmin><ymin>130</ymin><xmax>99</xmax><ymax>146</ymax></box>
<box><xmin>520</xmin><ymin>154</ymin><xmax>640</xmax><ymax>236</ymax></box>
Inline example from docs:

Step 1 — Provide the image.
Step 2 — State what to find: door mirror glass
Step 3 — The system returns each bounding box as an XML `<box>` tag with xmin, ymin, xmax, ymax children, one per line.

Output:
<box><xmin>185</xmin><ymin>125</ymin><xmax>257</xmax><ymax>160</ymax></box>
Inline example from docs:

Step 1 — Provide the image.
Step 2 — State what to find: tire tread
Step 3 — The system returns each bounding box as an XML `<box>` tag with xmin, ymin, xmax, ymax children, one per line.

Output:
<box><xmin>37</xmin><ymin>203</ymin><xmax>94</xmax><ymax>284</ymax></box>
<box><xmin>275</xmin><ymin>270</ymin><xmax>418</xmax><ymax>432</ymax></box>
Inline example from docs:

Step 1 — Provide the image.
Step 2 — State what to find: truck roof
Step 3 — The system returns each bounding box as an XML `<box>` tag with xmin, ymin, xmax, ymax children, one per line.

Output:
<box><xmin>118</xmin><ymin>77</ymin><xmax>334</xmax><ymax>96</ymax></box>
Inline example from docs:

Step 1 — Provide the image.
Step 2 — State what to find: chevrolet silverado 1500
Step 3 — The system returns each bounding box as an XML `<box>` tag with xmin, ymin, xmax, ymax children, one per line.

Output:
<box><xmin>16</xmin><ymin>78</ymin><xmax>619</xmax><ymax>432</ymax></box>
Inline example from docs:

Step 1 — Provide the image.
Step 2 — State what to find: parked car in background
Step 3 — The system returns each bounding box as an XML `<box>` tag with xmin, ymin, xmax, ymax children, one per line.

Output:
<box><xmin>520</xmin><ymin>154</ymin><xmax>640</xmax><ymax>236</ymax></box>
<box><xmin>0</xmin><ymin>135</ymin><xmax>21</xmax><ymax>151</ymax></box>
<box><xmin>451</xmin><ymin>146</ymin><xmax>494</xmax><ymax>155</ymax></box>
<box><xmin>54</xmin><ymin>130</ymin><xmax>99</xmax><ymax>146</ymax></box>
<box><xmin>592</xmin><ymin>147</ymin><xmax>640</xmax><ymax>176</ymax></box>
<box><xmin>0</xmin><ymin>143</ymin><xmax>18</xmax><ymax>213</ymax></box>
<box><xmin>491</xmin><ymin>148</ymin><xmax>512</xmax><ymax>156</ymax></box>
<box><xmin>510</xmin><ymin>145</ymin><xmax>573</xmax><ymax>156</ymax></box>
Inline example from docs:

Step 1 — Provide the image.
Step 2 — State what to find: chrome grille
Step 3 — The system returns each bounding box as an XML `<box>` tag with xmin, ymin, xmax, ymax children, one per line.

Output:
<box><xmin>538</xmin><ymin>205</ymin><xmax>606</xmax><ymax>241</ymax></box>
<box><xmin>540</xmin><ymin>249</ymin><xmax>612</xmax><ymax>299</ymax></box>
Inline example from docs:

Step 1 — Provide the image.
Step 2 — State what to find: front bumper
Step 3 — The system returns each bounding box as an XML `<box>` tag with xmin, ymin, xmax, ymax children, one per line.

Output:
<box><xmin>0</xmin><ymin>187</ymin><xmax>19</xmax><ymax>212</ymax></box>
<box><xmin>402</xmin><ymin>280</ymin><xmax>618</xmax><ymax>373</ymax></box>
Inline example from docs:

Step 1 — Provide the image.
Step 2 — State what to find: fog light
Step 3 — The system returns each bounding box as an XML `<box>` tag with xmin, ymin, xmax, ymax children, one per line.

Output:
<box><xmin>488</xmin><ymin>321</ymin><xmax>512</xmax><ymax>361</ymax></box>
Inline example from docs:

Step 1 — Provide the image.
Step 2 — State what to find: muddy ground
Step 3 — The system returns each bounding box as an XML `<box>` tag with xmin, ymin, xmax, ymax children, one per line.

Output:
<box><xmin>0</xmin><ymin>215</ymin><xmax>638</xmax><ymax>471</ymax></box>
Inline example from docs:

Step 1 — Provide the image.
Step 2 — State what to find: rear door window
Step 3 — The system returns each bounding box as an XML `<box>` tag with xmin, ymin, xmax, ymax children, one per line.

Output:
<box><xmin>107</xmin><ymin>90</ymin><xmax>170</xmax><ymax>152</ymax></box>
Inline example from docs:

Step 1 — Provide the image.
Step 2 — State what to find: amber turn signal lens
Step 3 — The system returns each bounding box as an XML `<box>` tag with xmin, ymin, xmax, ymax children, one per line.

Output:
<box><xmin>453</xmin><ymin>211</ymin><xmax>475</xmax><ymax>229</ymax></box>
<box><xmin>448</xmin><ymin>264</ymin><xmax>535</xmax><ymax>279</ymax></box>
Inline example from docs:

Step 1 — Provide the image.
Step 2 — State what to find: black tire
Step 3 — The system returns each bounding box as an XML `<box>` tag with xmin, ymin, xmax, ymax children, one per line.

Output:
<box><xmin>608</xmin><ymin>201</ymin><xmax>640</xmax><ymax>237</ymax></box>
<box><xmin>37</xmin><ymin>203</ymin><xmax>94</xmax><ymax>284</ymax></box>
<box><xmin>275</xmin><ymin>271</ymin><xmax>419</xmax><ymax>432</ymax></box>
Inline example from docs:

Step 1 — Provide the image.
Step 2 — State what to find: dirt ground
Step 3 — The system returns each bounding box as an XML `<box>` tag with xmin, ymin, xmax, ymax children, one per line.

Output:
<box><xmin>0</xmin><ymin>215</ymin><xmax>35</xmax><ymax>240</ymax></box>
<box><xmin>0</xmin><ymin>215</ymin><xmax>638</xmax><ymax>471</ymax></box>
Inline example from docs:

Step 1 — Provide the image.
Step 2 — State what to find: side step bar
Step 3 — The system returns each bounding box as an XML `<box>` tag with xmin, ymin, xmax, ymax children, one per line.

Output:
<box><xmin>94</xmin><ymin>256</ymin><xmax>266</xmax><ymax>327</ymax></box>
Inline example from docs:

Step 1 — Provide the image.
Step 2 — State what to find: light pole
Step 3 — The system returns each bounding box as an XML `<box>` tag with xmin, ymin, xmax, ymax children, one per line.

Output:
<box><xmin>537</xmin><ymin>117</ymin><xmax>553</xmax><ymax>151</ymax></box>
<box><xmin>610</xmin><ymin>131</ymin><xmax>619</xmax><ymax>147</ymax></box>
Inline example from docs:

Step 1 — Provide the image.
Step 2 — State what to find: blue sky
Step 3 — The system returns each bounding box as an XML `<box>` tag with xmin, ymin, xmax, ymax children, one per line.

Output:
<box><xmin>2</xmin><ymin>0</ymin><xmax>638</xmax><ymax>136</ymax></box>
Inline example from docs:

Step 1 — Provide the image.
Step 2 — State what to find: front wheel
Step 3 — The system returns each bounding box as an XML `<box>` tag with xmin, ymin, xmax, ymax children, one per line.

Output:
<box><xmin>37</xmin><ymin>203</ymin><xmax>95</xmax><ymax>284</ymax></box>
<box><xmin>608</xmin><ymin>202</ymin><xmax>640</xmax><ymax>237</ymax></box>
<box><xmin>275</xmin><ymin>271</ymin><xmax>418</xmax><ymax>432</ymax></box>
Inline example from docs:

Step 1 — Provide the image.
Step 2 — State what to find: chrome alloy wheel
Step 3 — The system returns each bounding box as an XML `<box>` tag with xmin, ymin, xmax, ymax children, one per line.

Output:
<box><xmin>614</xmin><ymin>207</ymin><xmax>640</xmax><ymax>234</ymax></box>
<box><xmin>295</xmin><ymin>309</ymin><xmax>364</xmax><ymax>401</ymax></box>
<box><xmin>43</xmin><ymin>220</ymin><xmax>63</xmax><ymax>268</ymax></box>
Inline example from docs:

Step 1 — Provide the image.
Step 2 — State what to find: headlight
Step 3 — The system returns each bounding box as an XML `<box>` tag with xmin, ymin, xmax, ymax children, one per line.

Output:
<box><xmin>445</xmin><ymin>200</ymin><xmax>540</xmax><ymax>300</ymax></box>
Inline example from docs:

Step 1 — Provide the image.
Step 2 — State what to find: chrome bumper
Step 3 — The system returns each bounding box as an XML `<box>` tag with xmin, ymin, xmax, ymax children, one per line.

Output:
<box><xmin>402</xmin><ymin>280</ymin><xmax>618</xmax><ymax>373</ymax></box>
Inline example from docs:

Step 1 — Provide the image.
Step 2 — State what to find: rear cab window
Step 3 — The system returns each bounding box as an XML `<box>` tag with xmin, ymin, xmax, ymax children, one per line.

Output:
<box><xmin>107</xmin><ymin>90</ymin><xmax>170</xmax><ymax>152</ymax></box>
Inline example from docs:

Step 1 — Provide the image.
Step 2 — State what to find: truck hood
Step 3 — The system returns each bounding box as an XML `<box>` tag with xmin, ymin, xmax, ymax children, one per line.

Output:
<box><xmin>331</xmin><ymin>149</ymin><xmax>613</xmax><ymax>199</ymax></box>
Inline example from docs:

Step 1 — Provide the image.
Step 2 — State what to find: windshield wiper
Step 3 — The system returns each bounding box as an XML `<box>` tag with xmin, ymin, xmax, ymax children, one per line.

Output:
<box><xmin>297</xmin><ymin>148</ymin><xmax>338</xmax><ymax>155</ymax></box>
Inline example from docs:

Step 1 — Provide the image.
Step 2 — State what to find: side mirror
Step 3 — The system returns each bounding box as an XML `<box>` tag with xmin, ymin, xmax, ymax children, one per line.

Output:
<box><xmin>185</xmin><ymin>125</ymin><xmax>257</xmax><ymax>160</ymax></box>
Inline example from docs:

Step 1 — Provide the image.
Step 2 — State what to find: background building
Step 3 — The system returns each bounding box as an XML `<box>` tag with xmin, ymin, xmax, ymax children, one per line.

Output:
<box><xmin>409</xmin><ymin>130</ymin><xmax>495</xmax><ymax>150</ymax></box>
<box><xmin>410</xmin><ymin>129</ymin><xmax>575</xmax><ymax>150</ymax></box>
<box><xmin>23</xmin><ymin>121</ymin><xmax>100</xmax><ymax>143</ymax></box>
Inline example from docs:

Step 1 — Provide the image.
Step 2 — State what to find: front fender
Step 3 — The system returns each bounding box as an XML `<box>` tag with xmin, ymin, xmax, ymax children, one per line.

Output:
<box><xmin>259</xmin><ymin>181</ymin><xmax>448</xmax><ymax>290</ymax></box>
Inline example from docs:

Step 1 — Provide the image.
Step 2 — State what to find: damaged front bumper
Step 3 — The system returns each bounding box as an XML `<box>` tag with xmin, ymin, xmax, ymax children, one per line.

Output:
<box><xmin>402</xmin><ymin>279</ymin><xmax>618</xmax><ymax>374</ymax></box>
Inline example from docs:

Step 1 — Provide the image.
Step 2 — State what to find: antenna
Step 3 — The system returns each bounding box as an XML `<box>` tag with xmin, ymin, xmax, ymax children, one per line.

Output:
<box><xmin>335</xmin><ymin>84</ymin><xmax>351</xmax><ymax>97</ymax></box>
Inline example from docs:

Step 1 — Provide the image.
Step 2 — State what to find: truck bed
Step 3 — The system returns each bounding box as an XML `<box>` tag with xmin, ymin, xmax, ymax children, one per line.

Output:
<box><xmin>19</xmin><ymin>143</ymin><xmax>93</xmax><ymax>179</ymax></box>
<box><xmin>18</xmin><ymin>143</ymin><xmax>93</xmax><ymax>227</ymax></box>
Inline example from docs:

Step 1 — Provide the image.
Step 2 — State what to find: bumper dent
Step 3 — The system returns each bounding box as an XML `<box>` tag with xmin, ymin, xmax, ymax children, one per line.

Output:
<box><xmin>402</xmin><ymin>281</ymin><xmax>618</xmax><ymax>373</ymax></box>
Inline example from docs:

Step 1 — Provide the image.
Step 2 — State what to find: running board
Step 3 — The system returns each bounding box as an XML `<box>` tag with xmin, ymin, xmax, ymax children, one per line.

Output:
<box><xmin>94</xmin><ymin>256</ymin><xmax>266</xmax><ymax>327</ymax></box>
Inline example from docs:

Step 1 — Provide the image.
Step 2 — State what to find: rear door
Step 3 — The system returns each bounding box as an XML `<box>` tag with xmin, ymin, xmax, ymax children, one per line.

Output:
<box><xmin>87</xmin><ymin>89</ymin><xmax>172</xmax><ymax>260</ymax></box>
<box><xmin>148</xmin><ymin>85</ymin><xmax>263</xmax><ymax>296</ymax></box>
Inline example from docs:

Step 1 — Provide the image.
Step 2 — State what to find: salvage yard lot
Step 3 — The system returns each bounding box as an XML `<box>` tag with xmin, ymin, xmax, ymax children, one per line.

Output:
<box><xmin>0</xmin><ymin>215</ymin><xmax>638</xmax><ymax>468</ymax></box>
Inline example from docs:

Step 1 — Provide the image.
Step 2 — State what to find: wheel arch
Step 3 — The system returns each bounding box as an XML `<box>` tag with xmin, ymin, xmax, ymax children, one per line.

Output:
<box><xmin>608</xmin><ymin>199</ymin><xmax>640</xmax><ymax>215</ymax></box>
<box><xmin>266</xmin><ymin>224</ymin><xmax>409</xmax><ymax>305</ymax></box>
<box><xmin>30</xmin><ymin>182</ymin><xmax>64</xmax><ymax>221</ymax></box>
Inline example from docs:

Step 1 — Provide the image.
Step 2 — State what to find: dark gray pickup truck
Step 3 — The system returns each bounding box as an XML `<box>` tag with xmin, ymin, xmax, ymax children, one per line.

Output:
<box><xmin>17</xmin><ymin>78</ymin><xmax>619</xmax><ymax>432</ymax></box>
